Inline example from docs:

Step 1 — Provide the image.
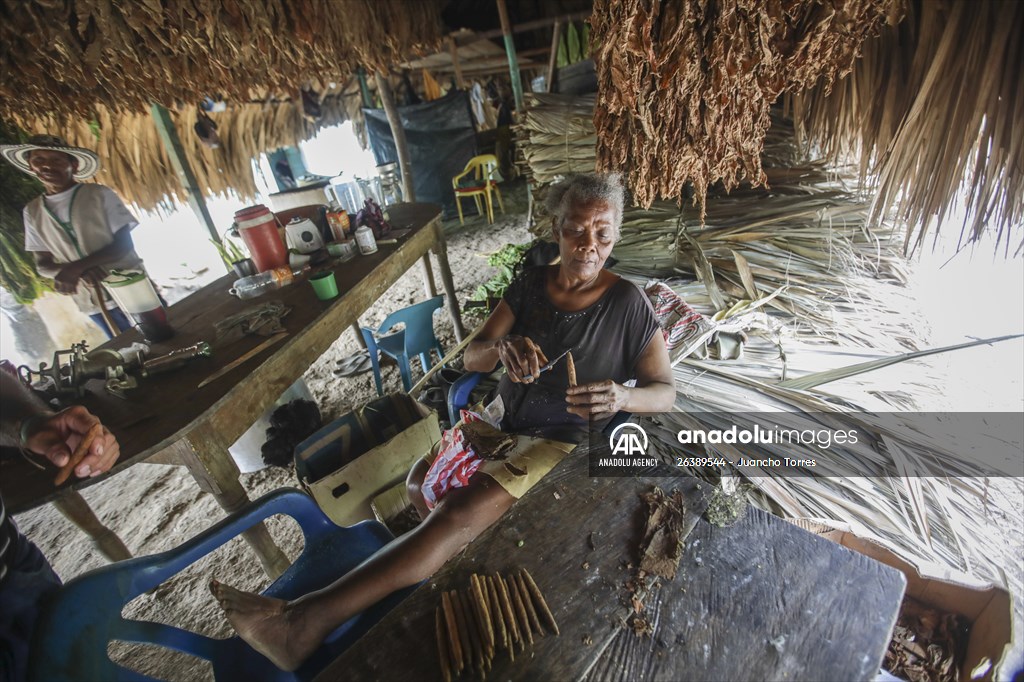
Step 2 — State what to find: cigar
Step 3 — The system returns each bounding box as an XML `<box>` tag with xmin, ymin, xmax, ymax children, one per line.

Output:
<box><xmin>436</xmin><ymin>606</ymin><xmax>453</xmax><ymax>682</ymax></box>
<box><xmin>507</xmin><ymin>574</ymin><xmax>533</xmax><ymax>646</ymax></box>
<box><xmin>485</xmin><ymin>575</ymin><xmax>508</xmax><ymax>652</ymax></box>
<box><xmin>496</xmin><ymin>574</ymin><xmax>520</xmax><ymax>656</ymax></box>
<box><xmin>54</xmin><ymin>423</ymin><xmax>102</xmax><ymax>486</ymax></box>
<box><xmin>515</xmin><ymin>572</ymin><xmax>544</xmax><ymax>636</ymax></box>
<box><xmin>441</xmin><ymin>591</ymin><xmax>465</xmax><ymax>674</ymax></box>
<box><xmin>521</xmin><ymin>568</ymin><xmax>560</xmax><ymax>636</ymax></box>
<box><xmin>566</xmin><ymin>351</ymin><xmax>577</xmax><ymax>387</ymax></box>
<box><xmin>470</xmin><ymin>574</ymin><xmax>495</xmax><ymax>659</ymax></box>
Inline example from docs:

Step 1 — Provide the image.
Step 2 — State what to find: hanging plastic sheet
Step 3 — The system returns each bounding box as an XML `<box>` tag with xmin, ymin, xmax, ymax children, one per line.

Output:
<box><xmin>364</xmin><ymin>90</ymin><xmax>477</xmax><ymax>218</ymax></box>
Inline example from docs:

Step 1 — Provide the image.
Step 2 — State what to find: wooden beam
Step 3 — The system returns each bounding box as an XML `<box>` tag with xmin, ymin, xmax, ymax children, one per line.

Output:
<box><xmin>149</xmin><ymin>103</ymin><xmax>220</xmax><ymax>247</ymax></box>
<box><xmin>448</xmin><ymin>36</ymin><xmax>465</xmax><ymax>89</ymax></box>
<box><xmin>374</xmin><ymin>72</ymin><xmax>416</xmax><ymax>202</ymax></box>
<box><xmin>496</xmin><ymin>0</ymin><xmax>525</xmax><ymax>112</ymax></box>
<box><xmin>547</xmin><ymin>20</ymin><xmax>562</xmax><ymax>93</ymax></box>
<box><xmin>357</xmin><ymin>67</ymin><xmax>374</xmax><ymax>108</ymax></box>
<box><xmin>454</xmin><ymin>11</ymin><xmax>590</xmax><ymax>46</ymax></box>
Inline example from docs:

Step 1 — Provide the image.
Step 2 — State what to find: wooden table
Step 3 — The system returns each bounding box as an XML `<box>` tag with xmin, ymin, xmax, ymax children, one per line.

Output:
<box><xmin>319</xmin><ymin>447</ymin><xmax>906</xmax><ymax>681</ymax></box>
<box><xmin>1</xmin><ymin>203</ymin><xmax>462</xmax><ymax>577</ymax></box>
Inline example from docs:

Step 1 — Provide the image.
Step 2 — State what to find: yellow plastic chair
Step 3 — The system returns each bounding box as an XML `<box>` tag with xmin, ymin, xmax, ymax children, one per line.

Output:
<box><xmin>452</xmin><ymin>154</ymin><xmax>505</xmax><ymax>225</ymax></box>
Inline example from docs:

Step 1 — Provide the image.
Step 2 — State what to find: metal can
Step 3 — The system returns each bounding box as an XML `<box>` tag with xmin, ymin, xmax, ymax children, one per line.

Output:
<box><xmin>355</xmin><ymin>225</ymin><xmax>378</xmax><ymax>255</ymax></box>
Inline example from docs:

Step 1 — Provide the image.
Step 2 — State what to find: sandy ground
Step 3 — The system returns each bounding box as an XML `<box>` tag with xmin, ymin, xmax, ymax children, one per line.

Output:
<box><xmin>12</xmin><ymin>181</ymin><xmax>1024</xmax><ymax>679</ymax></box>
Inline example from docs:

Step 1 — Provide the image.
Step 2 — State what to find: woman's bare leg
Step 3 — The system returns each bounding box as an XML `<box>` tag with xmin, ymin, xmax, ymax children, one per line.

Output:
<box><xmin>211</xmin><ymin>472</ymin><xmax>514</xmax><ymax>671</ymax></box>
<box><xmin>406</xmin><ymin>455</ymin><xmax>431</xmax><ymax>520</ymax></box>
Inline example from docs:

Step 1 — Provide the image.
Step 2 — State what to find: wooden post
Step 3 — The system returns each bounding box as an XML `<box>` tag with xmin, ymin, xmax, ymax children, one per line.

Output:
<box><xmin>374</xmin><ymin>72</ymin><xmax>416</xmax><ymax>203</ymax></box>
<box><xmin>547</xmin><ymin>20</ymin><xmax>562</xmax><ymax>93</ymax></box>
<box><xmin>357</xmin><ymin>67</ymin><xmax>374</xmax><ymax>108</ymax></box>
<box><xmin>448</xmin><ymin>36</ymin><xmax>465</xmax><ymax>90</ymax></box>
<box><xmin>149</xmin><ymin>103</ymin><xmax>220</xmax><ymax>246</ymax></box>
<box><xmin>496</xmin><ymin>0</ymin><xmax>525</xmax><ymax>112</ymax></box>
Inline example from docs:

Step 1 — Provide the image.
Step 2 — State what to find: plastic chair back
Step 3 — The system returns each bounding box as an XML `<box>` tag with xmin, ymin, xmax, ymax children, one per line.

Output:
<box><xmin>362</xmin><ymin>296</ymin><xmax>445</xmax><ymax>394</ymax></box>
<box><xmin>29</xmin><ymin>489</ymin><xmax>414</xmax><ymax>682</ymax></box>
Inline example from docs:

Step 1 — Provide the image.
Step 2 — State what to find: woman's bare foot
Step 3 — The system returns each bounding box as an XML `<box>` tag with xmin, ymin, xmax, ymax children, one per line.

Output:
<box><xmin>209</xmin><ymin>579</ymin><xmax>321</xmax><ymax>671</ymax></box>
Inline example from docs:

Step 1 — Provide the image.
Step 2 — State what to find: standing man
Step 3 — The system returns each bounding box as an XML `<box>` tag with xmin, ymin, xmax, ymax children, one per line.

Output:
<box><xmin>0</xmin><ymin>134</ymin><xmax>145</xmax><ymax>337</ymax></box>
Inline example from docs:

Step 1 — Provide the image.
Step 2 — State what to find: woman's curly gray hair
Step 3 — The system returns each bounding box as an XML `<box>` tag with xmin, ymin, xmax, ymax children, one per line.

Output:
<box><xmin>545</xmin><ymin>173</ymin><xmax>625</xmax><ymax>239</ymax></box>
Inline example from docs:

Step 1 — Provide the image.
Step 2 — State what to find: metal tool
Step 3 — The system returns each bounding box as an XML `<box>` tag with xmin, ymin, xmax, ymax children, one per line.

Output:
<box><xmin>521</xmin><ymin>348</ymin><xmax>571</xmax><ymax>382</ymax></box>
<box><xmin>197</xmin><ymin>332</ymin><xmax>287</xmax><ymax>389</ymax></box>
<box><xmin>141</xmin><ymin>342</ymin><xmax>212</xmax><ymax>376</ymax></box>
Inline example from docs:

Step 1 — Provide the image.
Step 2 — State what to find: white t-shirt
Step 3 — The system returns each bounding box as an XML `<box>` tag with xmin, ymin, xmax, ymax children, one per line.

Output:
<box><xmin>23</xmin><ymin>184</ymin><xmax>138</xmax><ymax>252</ymax></box>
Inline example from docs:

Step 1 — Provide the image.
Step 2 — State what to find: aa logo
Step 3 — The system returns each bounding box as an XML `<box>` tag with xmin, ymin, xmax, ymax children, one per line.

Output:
<box><xmin>609</xmin><ymin>423</ymin><xmax>648</xmax><ymax>456</ymax></box>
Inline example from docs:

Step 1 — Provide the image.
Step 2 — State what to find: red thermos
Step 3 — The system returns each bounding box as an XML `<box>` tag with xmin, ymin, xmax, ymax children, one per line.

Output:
<box><xmin>234</xmin><ymin>205</ymin><xmax>288</xmax><ymax>273</ymax></box>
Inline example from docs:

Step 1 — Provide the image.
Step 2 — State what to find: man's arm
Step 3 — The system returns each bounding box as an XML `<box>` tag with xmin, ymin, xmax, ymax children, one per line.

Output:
<box><xmin>0</xmin><ymin>371</ymin><xmax>120</xmax><ymax>478</ymax></box>
<box><xmin>34</xmin><ymin>229</ymin><xmax>135</xmax><ymax>294</ymax></box>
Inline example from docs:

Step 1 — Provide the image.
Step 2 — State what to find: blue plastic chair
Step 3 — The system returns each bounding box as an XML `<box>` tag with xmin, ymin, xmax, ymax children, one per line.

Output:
<box><xmin>361</xmin><ymin>295</ymin><xmax>445</xmax><ymax>395</ymax></box>
<box><xmin>29</xmin><ymin>488</ymin><xmax>415</xmax><ymax>682</ymax></box>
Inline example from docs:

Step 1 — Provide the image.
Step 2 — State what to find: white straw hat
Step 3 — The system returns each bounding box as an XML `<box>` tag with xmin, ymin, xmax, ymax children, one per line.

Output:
<box><xmin>0</xmin><ymin>134</ymin><xmax>100</xmax><ymax>180</ymax></box>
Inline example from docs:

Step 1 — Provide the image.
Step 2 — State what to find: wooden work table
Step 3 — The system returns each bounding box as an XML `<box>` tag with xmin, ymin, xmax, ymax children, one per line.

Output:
<box><xmin>1</xmin><ymin>203</ymin><xmax>462</xmax><ymax>577</ymax></box>
<box><xmin>319</xmin><ymin>446</ymin><xmax>906</xmax><ymax>681</ymax></box>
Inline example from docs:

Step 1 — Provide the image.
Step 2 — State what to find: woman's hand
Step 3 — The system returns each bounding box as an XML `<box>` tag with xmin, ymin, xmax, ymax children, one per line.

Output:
<box><xmin>497</xmin><ymin>335</ymin><xmax>548</xmax><ymax>383</ymax></box>
<box><xmin>566</xmin><ymin>380</ymin><xmax>630</xmax><ymax>418</ymax></box>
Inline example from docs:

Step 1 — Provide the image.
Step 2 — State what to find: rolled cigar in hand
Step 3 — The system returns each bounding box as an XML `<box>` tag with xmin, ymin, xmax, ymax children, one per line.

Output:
<box><xmin>54</xmin><ymin>422</ymin><xmax>102</xmax><ymax>486</ymax></box>
<box><xmin>566</xmin><ymin>351</ymin><xmax>577</xmax><ymax>387</ymax></box>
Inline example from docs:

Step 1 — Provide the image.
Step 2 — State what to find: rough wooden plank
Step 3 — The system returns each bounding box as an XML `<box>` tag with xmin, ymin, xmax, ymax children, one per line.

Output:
<box><xmin>584</xmin><ymin>507</ymin><xmax>906</xmax><ymax>682</ymax></box>
<box><xmin>317</xmin><ymin>448</ymin><xmax>904</xmax><ymax>682</ymax></box>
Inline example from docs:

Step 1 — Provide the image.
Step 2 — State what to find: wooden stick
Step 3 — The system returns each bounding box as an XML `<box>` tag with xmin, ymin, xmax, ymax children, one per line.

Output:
<box><xmin>515</xmin><ymin>572</ymin><xmax>544</xmax><ymax>636</ymax></box>
<box><xmin>408</xmin><ymin>319</ymin><xmax>486</xmax><ymax>396</ymax></box>
<box><xmin>470</xmin><ymin>574</ymin><xmax>495</xmax><ymax>655</ymax></box>
<box><xmin>521</xmin><ymin>568</ymin><xmax>560</xmax><ymax>636</ymax></box>
<box><xmin>495</xmin><ymin>573</ymin><xmax>520</xmax><ymax>655</ymax></box>
<box><xmin>436</xmin><ymin>606</ymin><xmax>453</xmax><ymax>682</ymax></box>
<box><xmin>507</xmin><ymin>574</ymin><xmax>534</xmax><ymax>646</ymax></box>
<box><xmin>54</xmin><ymin>423</ymin><xmax>102</xmax><ymax>486</ymax></box>
<box><xmin>455</xmin><ymin>589</ymin><xmax>484</xmax><ymax>674</ymax></box>
<box><xmin>441</xmin><ymin>591</ymin><xmax>465</xmax><ymax>674</ymax></box>
<box><xmin>566</xmin><ymin>350</ymin><xmax>577</xmax><ymax>387</ymax></box>
<box><xmin>485</xmin><ymin>575</ymin><xmax>508</xmax><ymax>652</ymax></box>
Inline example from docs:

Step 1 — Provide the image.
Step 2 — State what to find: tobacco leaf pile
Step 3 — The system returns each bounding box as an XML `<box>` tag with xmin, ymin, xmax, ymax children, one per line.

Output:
<box><xmin>0</xmin><ymin>0</ymin><xmax>444</xmax><ymax>124</ymax></box>
<box><xmin>884</xmin><ymin>598</ymin><xmax>971</xmax><ymax>682</ymax></box>
<box><xmin>590</xmin><ymin>0</ymin><xmax>901</xmax><ymax>217</ymax></box>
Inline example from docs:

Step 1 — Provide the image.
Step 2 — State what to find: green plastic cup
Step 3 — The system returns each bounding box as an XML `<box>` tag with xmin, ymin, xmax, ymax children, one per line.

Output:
<box><xmin>310</xmin><ymin>270</ymin><xmax>339</xmax><ymax>300</ymax></box>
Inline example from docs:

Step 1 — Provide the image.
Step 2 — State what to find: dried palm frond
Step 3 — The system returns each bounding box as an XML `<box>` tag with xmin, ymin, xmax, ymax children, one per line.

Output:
<box><xmin>590</xmin><ymin>0</ymin><xmax>900</xmax><ymax>217</ymax></box>
<box><xmin>791</xmin><ymin>0</ymin><xmax>1024</xmax><ymax>255</ymax></box>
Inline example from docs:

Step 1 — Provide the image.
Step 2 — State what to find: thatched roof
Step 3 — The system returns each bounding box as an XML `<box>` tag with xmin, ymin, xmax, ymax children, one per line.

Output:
<box><xmin>790</xmin><ymin>0</ymin><xmax>1024</xmax><ymax>255</ymax></box>
<box><xmin>0</xmin><ymin>0</ymin><xmax>445</xmax><ymax>124</ymax></box>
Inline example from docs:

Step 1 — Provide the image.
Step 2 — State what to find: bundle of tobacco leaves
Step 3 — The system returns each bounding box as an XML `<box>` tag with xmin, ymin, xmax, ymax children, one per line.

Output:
<box><xmin>590</xmin><ymin>0</ymin><xmax>900</xmax><ymax>218</ymax></box>
<box><xmin>0</xmin><ymin>0</ymin><xmax>444</xmax><ymax>124</ymax></box>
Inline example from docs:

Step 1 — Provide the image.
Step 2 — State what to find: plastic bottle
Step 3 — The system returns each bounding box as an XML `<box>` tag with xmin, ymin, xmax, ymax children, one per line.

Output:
<box><xmin>229</xmin><ymin>265</ymin><xmax>308</xmax><ymax>299</ymax></box>
<box><xmin>355</xmin><ymin>224</ymin><xmax>378</xmax><ymax>255</ymax></box>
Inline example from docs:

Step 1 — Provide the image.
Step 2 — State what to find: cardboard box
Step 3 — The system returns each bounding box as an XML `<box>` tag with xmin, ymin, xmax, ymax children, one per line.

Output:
<box><xmin>790</xmin><ymin>519</ymin><xmax>1012</xmax><ymax>681</ymax></box>
<box><xmin>295</xmin><ymin>394</ymin><xmax>441</xmax><ymax>527</ymax></box>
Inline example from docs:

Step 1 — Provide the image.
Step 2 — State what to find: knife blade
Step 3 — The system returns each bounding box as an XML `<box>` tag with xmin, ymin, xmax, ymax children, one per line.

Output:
<box><xmin>521</xmin><ymin>348</ymin><xmax>571</xmax><ymax>382</ymax></box>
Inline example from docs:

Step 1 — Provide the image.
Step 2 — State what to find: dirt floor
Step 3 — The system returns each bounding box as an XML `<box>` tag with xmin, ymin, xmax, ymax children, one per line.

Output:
<box><xmin>12</xmin><ymin>181</ymin><xmax>1024</xmax><ymax>679</ymax></box>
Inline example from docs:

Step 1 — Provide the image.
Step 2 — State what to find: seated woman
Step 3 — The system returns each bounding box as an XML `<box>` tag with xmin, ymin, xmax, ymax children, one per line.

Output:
<box><xmin>210</xmin><ymin>173</ymin><xmax>675</xmax><ymax>671</ymax></box>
